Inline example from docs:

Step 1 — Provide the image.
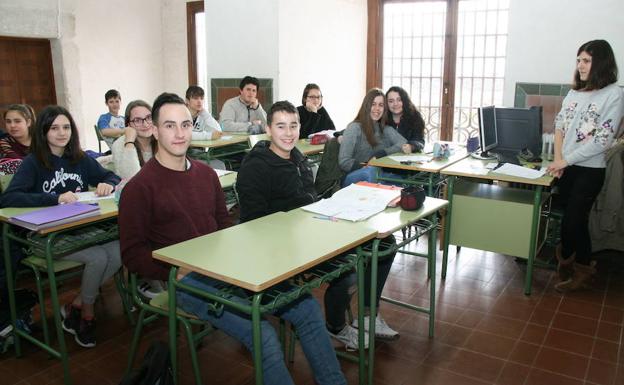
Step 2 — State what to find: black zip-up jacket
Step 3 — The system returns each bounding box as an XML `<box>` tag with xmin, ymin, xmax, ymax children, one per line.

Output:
<box><xmin>237</xmin><ymin>140</ymin><xmax>316</xmax><ymax>223</ymax></box>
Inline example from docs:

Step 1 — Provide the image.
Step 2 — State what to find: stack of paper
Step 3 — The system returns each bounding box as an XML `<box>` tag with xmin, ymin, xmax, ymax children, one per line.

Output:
<box><xmin>76</xmin><ymin>191</ymin><xmax>114</xmax><ymax>202</ymax></box>
<box><xmin>214</xmin><ymin>169</ymin><xmax>234</xmax><ymax>177</ymax></box>
<box><xmin>490</xmin><ymin>163</ymin><xmax>545</xmax><ymax>179</ymax></box>
<box><xmin>9</xmin><ymin>202</ymin><xmax>101</xmax><ymax>231</ymax></box>
<box><xmin>301</xmin><ymin>183</ymin><xmax>401</xmax><ymax>221</ymax></box>
<box><xmin>388</xmin><ymin>154</ymin><xmax>432</xmax><ymax>163</ymax></box>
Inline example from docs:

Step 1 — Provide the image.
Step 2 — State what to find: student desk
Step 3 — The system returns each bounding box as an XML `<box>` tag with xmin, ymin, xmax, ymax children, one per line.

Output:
<box><xmin>0</xmin><ymin>199</ymin><xmax>121</xmax><ymax>385</ymax></box>
<box><xmin>189</xmin><ymin>133</ymin><xmax>250</xmax><ymax>161</ymax></box>
<box><xmin>368</xmin><ymin>142</ymin><xmax>468</xmax><ymax>196</ymax></box>
<box><xmin>440</xmin><ymin>157</ymin><xmax>554</xmax><ymax>295</ymax></box>
<box><xmin>153</xmin><ymin>197</ymin><xmax>448</xmax><ymax>385</ymax></box>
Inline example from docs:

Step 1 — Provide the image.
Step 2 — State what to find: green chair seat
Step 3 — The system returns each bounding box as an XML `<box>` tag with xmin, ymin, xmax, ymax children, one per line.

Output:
<box><xmin>21</xmin><ymin>256</ymin><xmax>84</xmax><ymax>273</ymax></box>
<box><xmin>149</xmin><ymin>291</ymin><xmax>198</xmax><ymax>320</ymax></box>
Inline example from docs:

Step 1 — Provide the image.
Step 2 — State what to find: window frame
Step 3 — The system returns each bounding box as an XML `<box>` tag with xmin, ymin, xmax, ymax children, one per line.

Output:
<box><xmin>186</xmin><ymin>1</ymin><xmax>204</xmax><ymax>86</ymax></box>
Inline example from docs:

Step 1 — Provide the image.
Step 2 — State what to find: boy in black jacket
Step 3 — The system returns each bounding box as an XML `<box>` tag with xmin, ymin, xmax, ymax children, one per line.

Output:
<box><xmin>237</xmin><ymin>101</ymin><xmax>399</xmax><ymax>351</ymax></box>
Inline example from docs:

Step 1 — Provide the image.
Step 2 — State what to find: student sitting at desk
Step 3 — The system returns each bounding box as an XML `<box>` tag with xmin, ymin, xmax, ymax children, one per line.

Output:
<box><xmin>1</xmin><ymin>105</ymin><xmax>121</xmax><ymax>348</ymax></box>
<box><xmin>119</xmin><ymin>94</ymin><xmax>345</xmax><ymax>385</ymax></box>
<box><xmin>338</xmin><ymin>88</ymin><xmax>406</xmax><ymax>186</ymax></box>
<box><xmin>297</xmin><ymin>83</ymin><xmax>335</xmax><ymax>139</ymax></box>
<box><xmin>1</xmin><ymin>104</ymin><xmax>35</xmax><ymax>174</ymax></box>
<box><xmin>547</xmin><ymin>39</ymin><xmax>624</xmax><ymax>292</ymax></box>
<box><xmin>112</xmin><ymin>100</ymin><xmax>157</xmax><ymax>180</ymax></box>
<box><xmin>185</xmin><ymin>85</ymin><xmax>222</xmax><ymax>141</ymax></box>
<box><xmin>386</xmin><ymin>86</ymin><xmax>426</xmax><ymax>153</ymax></box>
<box><xmin>237</xmin><ymin>100</ymin><xmax>399</xmax><ymax>351</ymax></box>
<box><xmin>96</xmin><ymin>89</ymin><xmax>126</xmax><ymax>149</ymax></box>
<box><xmin>219</xmin><ymin>76</ymin><xmax>267</xmax><ymax>134</ymax></box>
<box><xmin>111</xmin><ymin>100</ymin><xmax>165</xmax><ymax>299</ymax></box>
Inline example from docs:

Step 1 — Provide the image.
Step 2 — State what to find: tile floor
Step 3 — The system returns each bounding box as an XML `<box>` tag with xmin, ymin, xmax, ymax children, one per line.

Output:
<box><xmin>0</xmin><ymin>239</ymin><xmax>622</xmax><ymax>385</ymax></box>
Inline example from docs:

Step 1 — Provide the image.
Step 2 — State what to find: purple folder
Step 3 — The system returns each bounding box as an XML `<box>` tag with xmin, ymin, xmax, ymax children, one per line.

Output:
<box><xmin>9</xmin><ymin>202</ymin><xmax>101</xmax><ymax>231</ymax></box>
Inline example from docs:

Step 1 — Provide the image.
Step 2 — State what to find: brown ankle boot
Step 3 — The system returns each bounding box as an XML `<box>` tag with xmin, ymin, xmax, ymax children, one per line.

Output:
<box><xmin>555</xmin><ymin>244</ymin><xmax>575</xmax><ymax>281</ymax></box>
<box><xmin>554</xmin><ymin>261</ymin><xmax>597</xmax><ymax>293</ymax></box>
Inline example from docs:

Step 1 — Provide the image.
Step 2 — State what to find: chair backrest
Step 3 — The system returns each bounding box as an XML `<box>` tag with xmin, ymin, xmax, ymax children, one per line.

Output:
<box><xmin>0</xmin><ymin>173</ymin><xmax>14</xmax><ymax>192</ymax></box>
<box><xmin>248</xmin><ymin>133</ymin><xmax>269</xmax><ymax>148</ymax></box>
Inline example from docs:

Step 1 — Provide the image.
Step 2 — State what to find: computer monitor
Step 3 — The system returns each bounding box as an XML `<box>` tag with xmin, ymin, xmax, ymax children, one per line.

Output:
<box><xmin>472</xmin><ymin>105</ymin><xmax>497</xmax><ymax>160</ymax></box>
<box><xmin>494</xmin><ymin>106</ymin><xmax>543</xmax><ymax>158</ymax></box>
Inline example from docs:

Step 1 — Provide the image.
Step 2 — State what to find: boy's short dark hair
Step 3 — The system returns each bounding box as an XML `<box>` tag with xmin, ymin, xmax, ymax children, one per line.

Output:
<box><xmin>185</xmin><ymin>85</ymin><xmax>205</xmax><ymax>100</ymax></box>
<box><xmin>239</xmin><ymin>76</ymin><xmax>260</xmax><ymax>91</ymax></box>
<box><xmin>267</xmin><ymin>100</ymin><xmax>299</xmax><ymax>126</ymax></box>
<box><xmin>104</xmin><ymin>89</ymin><xmax>121</xmax><ymax>102</ymax></box>
<box><xmin>152</xmin><ymin>92</ymin><xmax>186</xmax><ymax>125</ymax></box>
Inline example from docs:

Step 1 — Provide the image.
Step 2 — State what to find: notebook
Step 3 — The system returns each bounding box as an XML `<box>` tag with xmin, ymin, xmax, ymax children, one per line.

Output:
<box><xmin>9</xmin><ymin>202</ymin><xmax>101</xmax><ymax>231</ymax></box>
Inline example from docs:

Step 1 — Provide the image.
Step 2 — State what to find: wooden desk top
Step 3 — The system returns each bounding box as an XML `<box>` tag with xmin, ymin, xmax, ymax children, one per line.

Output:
<box><xmin>0</xmin><ymin>199</ymin><xmax>118</xmax><ymax>234</ymax></box>
<box><xmin>190</xmin><ymin>134</ymin><xmax>250</xmax><ymax>149</ymax></box>
<box><xmin>440</xmin><ymin>157</ymin><xmax>554</xmax><ymax>186</ymax></box>
<box><xmin>296</xmin><ymin>139</ymin><xmax>324</xmax><ymax>156</ymax></box>
<box><xmin>368</xmin><ymin>143</ymin><xmax>468</xmax><ymax>173</ymax></box>
<box><xmin>153</xmin><ymin>197</ymin><xmax>448</xmax><ymax>292</ymax></box>
<box><xmin>153</xmin><ymin>211</ymin><xmax>378</xmax><ymax>292</ymax></box>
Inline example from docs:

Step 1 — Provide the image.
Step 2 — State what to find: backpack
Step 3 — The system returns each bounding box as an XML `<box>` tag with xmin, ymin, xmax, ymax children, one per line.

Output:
<box><xmin>314</xmin><ymin>138</ymin><xmax>345</xmax><ymax>198</ymax></box>
<box><xmin>119</xmin><ymin>341</ymin><xmax>174</xmax><ymax>385</ymax></box>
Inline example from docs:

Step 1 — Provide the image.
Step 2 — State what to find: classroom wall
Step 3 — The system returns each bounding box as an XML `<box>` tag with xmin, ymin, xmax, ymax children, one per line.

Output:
<box><xmin>203</xmin><ymin>0</ymin><xmax>279</xmax><ymax>106</ymax></box>
<box><xmin>503</xmin><ymin>0</ymin><xmax>624</xmax><ymax>106</ymax></box>
<box><xmin>277</xmin><ymin>0</ymin><xmax>367</xmax><ymax>130</ymax></box>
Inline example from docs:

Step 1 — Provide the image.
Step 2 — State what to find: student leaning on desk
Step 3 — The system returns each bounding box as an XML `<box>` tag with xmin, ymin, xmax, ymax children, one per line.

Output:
<box><xmin>237</xmin><ymin>100</ymin><xmax>400</xmax><ymax>353</ymax></box>
<box><xmin>546</xmin><ymin>39</ymin><xmax>624</xmax><ymax>292</ymax></box>
<box><xmin>0</xmin><ymin>105</ymin><xmax>121</xmax><ymax>349</ymax></box>
<box><xmin>118</xmin><ymin>93</ymin><xmax>345</xmax><ymax>385</ymax></box>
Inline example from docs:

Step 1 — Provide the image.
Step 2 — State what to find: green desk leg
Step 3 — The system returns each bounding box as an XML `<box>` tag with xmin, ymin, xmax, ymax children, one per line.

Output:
<box><xmin>427</xmin><ymin>172</ymin><xmax>434</xmax><ymax>196</ymax></box>
<box><xmin>367</xmin><ymin>239</ymin><xmax>381</xmax><ymax>385</ymax></box>
<box><xmin>428</xmin><ymin>213</ymin><xmax>438</xmax><ymax>337</ymax></box>
<box><xmin>441</xmin><ymin>176</ymin><xmax>455</xmax><ymax>279</ymax></box>
<box><xmin>251</xmin><ymin>294</ymin><xmax>264</xmax><ymax>385</ymax></box>
<box><xmin>2</xmin><ymin>224</ymin><xmax>21</xmax><ymax>358</ymax></box>
<box><xmin>356</xmin><ymin>246</ymin><xmax>366</xmax><ymax>385</ymax></box>
<box><xmin>168</xmin><ymin>268</ymin><xmax>179</xmax><ymax>385</ymax></box>
<box><xmin>44</xmin><ymin>233</ymin><xmax>72</xmax><ymax>385</ymax></box>
<box><xmin>524</xmin><ymin>186</ymin><xmax>543</xmax><ymax>296</ymax></box>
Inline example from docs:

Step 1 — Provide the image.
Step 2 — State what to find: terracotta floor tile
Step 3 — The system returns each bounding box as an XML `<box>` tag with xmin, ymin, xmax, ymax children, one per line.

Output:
<box><xmin>376</xmin><ymin>333</ymin><xmax>435</xmax><ymax>364</ymax></box>
<box><xmin>438</xmin><ymin>324</ymin><xmax>473</xmax><ymax>348</ymax></box>
<box><xmin>586</xmin><ymin>359</ymin><xmax>618</xmax><ymax>385</ymax></box>
<box><xmin>476</xmin><ymin>314</ymin><xmax>527</xmax><ymax>339</ymax></box>
<box><xmin>404</xmin><ymin>364</ymin><xmax>490</xmax><ymax>385</ymax></box>
<box><xmin>596</xmin><ymin>321</ymin><xmax>623</xmax><ymax>342</ymax></box>
<box><xmin>530</xmin><ymin>309</ymin><xmax>556</xmax><ymax>326</ymax></box>
<box><xmin>601</xmin><ymin>306</ymin><xmax>624</xmax><ymax>324</ymax></box>
<box><xmin>445</xmin><ymin>349</ymin><xmax>506</xmax><ymax>383</ymax></box>
<box><xmin>525</xmin><ymin>368</ymin><xmax>584</xmax><ymax>385</ymax></box>
<box><xmin>534</xmin><ymin>346</ymin><xmax>589</xmax><ymax>379</ymax></box>
<box><xmin>551</xmin><ymin>313</ymin><xmax>599</xmax><ymax>336</ymax></box>
<box><xmin>521</xmin><ymin>323</ymin><xmax>549</xmax><ymax>345</ymax></box>
<box><xmin>509</xmin><ymin>341</ymin><xmax>541</xmax><ymax>366</ymax></box>
<box><xmin>559</xmin><ymin>297</ymin><xmax>604</xmax><ymax>319</ymax></box>
<box><xmin>462</xmin><ymin>330</ymin><xmax>516</xmax><ymax>359</ymax></box>
<box><xmin>495</xmin><ymin>362</ymin><xmax>531</xmax><ymax>385</ymax></box>
<box><xmin>543</xmin><ymin>328</ymin><xmax>595</xmax><ymax>356</ymax></box>
<box><xmin>456</xmin><ymin>309</ymin><xmax>486</xmax><ymax>329</ymax></box>
<box><xmin>592</xmin><ymin>340</ymin><xmax>620</xmax><ymax>363</ymax></box>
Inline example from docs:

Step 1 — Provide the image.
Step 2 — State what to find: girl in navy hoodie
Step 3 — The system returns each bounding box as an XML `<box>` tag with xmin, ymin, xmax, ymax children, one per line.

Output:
<box><xmin>1</xmin><ymin>105</ymin><xmax>121</xmax><ymax>348</ymax></box>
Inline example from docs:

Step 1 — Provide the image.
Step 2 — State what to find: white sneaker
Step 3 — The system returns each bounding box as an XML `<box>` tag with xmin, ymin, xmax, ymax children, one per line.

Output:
<box><xmin>352</xmin><ymin>315</ymin><xmax>399</xmax><ymax>340</ymax></box>
<box><xmin>329</xmin><ymin>325</ymin><xmax>369</xmax><ymax>351</ymax></box>
<box><xmin>137</xmin><ymin>280</ymin><xmax>166</xmax><ymax>299</ymax></box>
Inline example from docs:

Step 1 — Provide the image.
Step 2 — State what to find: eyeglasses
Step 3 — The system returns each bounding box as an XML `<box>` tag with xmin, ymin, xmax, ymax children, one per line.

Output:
<box><xmin>130</xmin><ymin>115</ymin><xmax>152</xmax><ymax>126</ymax></box>
<box><xmin>307</xmin><ymin>95</ymin><xmax>322</xmax><ymax>100</ymax></box>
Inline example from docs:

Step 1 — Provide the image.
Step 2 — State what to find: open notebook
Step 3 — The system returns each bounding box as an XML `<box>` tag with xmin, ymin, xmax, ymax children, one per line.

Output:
<box><xmin>9</xmin><ymin>202</ymin><xmax>101</xmax><ymax>231</ymax></box>
<box><xmin>301</xmin><ymin>183</ymin><xmax>401</xmax><ymax>221</ymax></box>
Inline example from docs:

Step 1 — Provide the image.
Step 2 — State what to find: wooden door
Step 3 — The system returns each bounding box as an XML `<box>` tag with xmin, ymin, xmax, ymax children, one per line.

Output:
<box><xmin>0</xmin><ymin>36</ymin><xmax>57</xmax><ymax>129</ymax></box>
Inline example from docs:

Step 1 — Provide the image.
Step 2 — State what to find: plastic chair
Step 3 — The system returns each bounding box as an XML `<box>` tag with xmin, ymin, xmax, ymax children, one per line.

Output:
<box><xmin>126</xmin><ymin>274</ymin><xmax>212</xmax><ymax>385</ymax></box>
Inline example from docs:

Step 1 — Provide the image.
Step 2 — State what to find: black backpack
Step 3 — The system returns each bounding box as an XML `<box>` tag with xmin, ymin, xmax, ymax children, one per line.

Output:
<box><xmin>119</xmin><ymin>341</ymin><xmax>174</xmax><ymax>385</ymax></box>
<box><xmin>314</xmin><ymin>138</ymin><xmax>345</xmax><ymax>198</ymax></box>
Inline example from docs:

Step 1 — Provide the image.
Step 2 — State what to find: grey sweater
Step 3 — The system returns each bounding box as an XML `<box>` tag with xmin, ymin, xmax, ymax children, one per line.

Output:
<box><xmin>219</xmin><ymin>96</ymin><xmax>267</xmax><ymax>133</ymax></box>
<box><xmin>338</xmin><ymin>121</ymin><xmax>406</xmax><ymax>172</ymax></box>
<box><xmin>555</xmin><ymin>83</ymin><xmax>624</xmax><ymax>168</ymax></box>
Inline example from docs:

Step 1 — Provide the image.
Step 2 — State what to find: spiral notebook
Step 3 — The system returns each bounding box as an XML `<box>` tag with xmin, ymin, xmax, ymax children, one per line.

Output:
<box><xmin>9</xmin><ymin>202</ymin><xmax>101</xmax><ymax>231</ymax></box>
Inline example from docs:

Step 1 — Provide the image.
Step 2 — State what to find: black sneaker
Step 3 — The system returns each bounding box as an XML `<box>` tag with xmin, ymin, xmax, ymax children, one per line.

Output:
<box><xmin>60</xmin><ymin>304</ymin><xmax>80</xmax><ymax>335</ymax></box>
<box><xmin>74</xmin><ymin>318</ymin><xmax>96</xmax><ymax>348</ymax></box>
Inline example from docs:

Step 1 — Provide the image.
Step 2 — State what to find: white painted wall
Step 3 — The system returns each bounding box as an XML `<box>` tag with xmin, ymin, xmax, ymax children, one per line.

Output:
<box><xmin>204</xmin><ymin>0</ymin><xmax>279</xmax><ymax>103</ymax></box>
<box><xmin>503</xmin><ymin>0</ymin><xmax>624</xmax><ymax>106</ymax></box>
<box><xmin>277</xmin><ymin>0</ymin><xmax>367</xmax><ymax>130</ymax></box>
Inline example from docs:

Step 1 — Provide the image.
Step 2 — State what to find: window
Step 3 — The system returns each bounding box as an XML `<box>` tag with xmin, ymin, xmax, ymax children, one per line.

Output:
<box><xmin>371</xmin><ymin>0</ymin><xmax>509</xmax><ymax>142</ymax></box>
<box><xmin>186</xmin><ymin>1</ymin><xmax>205</xmax><ymax>89</ymax></box>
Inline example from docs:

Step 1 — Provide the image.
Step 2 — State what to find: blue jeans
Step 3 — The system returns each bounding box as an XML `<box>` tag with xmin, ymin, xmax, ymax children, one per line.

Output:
<box><xmin>177</xmin><ymin>273</ymin><xmax>346</xmax><ymax>385</ymax></box>
<box><xmin>342</xmin><ymin>166</ymin><xmax>378</xmax><ymax>187</ymax></box>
